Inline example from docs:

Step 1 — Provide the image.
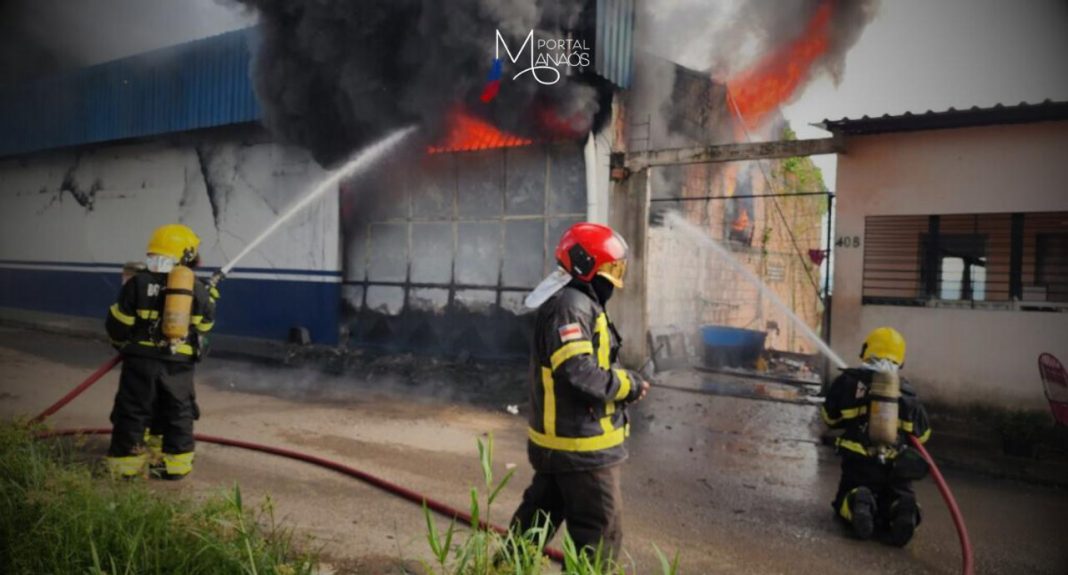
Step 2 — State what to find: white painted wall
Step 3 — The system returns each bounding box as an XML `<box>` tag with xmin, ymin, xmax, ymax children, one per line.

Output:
<box><xmin>584</xmin><ymin>104</ymin><xmax>617</xmax><ymax>225</ymax></box>
<box><xmin>0</xmin><ymin>134</ymin><xmax>339</xmax><ymax>276</ymax></box>
<box><xmin>832</xmin><ymin>120</ymin><xmax>1068</xmax><ymax>409</ymax></box>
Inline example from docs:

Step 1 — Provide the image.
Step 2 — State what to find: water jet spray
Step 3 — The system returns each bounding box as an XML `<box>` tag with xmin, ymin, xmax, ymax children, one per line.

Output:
<box><xmin>660</xmin><ymin>211</ymin><xmax>974</xmax><ymax>575</ymax></box>
<box><xmin>663</xmin><ymin>210</ymin><xmax>847</xmax><ymax>370</ymax></box>
<box><xmin>208</xmin><ymin>126</ymin><xmax>418</xmax><ymax>287</ymax></box>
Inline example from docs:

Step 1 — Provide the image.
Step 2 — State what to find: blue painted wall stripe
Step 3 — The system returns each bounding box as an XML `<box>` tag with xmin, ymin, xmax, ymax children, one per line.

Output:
<box><xmin>0</xmin><ymin>266</ymin><xmax>340</xmax><ymax>344</ymax></box>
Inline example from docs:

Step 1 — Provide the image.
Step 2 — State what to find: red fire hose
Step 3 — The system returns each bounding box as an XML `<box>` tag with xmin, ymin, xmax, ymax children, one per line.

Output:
<box><xmin>29</xmin><ymin>354</ymin><xmax>123</xmax><ymax>424</ymax></box>
<box><xmin>909</xmin><ymin>435</ymin><xmax>975</xmax><ymax>575</ymax></box>
<box><xmin>31</xmin><ymin>356</ymin><xmax>976</xmax><ymax>573</ymax></box>
<box><xmin>30</xmin><ymin>355</ymin><xmax>565</xmax><ymax>563</ymax></box>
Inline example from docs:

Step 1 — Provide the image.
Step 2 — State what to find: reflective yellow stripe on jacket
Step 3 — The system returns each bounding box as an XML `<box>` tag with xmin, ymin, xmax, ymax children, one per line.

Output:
<box><xmin>191</xmin><ymin>314</ymin><xmax>214</xmax><ymax>333</ymax></box>
<box><xmin>532</xmin><ymin>313</ymin><xmax>626</xmax><ymax>453</ymax></box>
<box><xmin>550</xmin><ymin>341</ymin><xmax>594</xmax><ymax>370</ymax></box>
<box><xmin>541</xmin><ymin>367</ymin><xmax>556</xmax><ymax>436</ymax></box>
<box><xmin>137</xmin><ymin>340</ymin><xmax>195</xmax><ymax>356</ymax></box>
<box><xmin>820</xmin><ymin>405</ymin><xmax>867</xmax><ymax>426</ymax></box>
<box><xmin>594</xmin><ymin>314</ymin><xmax>619</xmax><ymax>436</ymax></box>
<box><xmin>109</xmin><ymin>304</ymin><xmax>135</xmax><ymax>326</ymax></box>
<box><xmin>136</xmin><ymin>309</ymin><xmax>159</xmax><ymax>320</ymax></box>
<box><xmin>898</xmin><ymin>419</ymin><xmax>931</xmax><ymax>443</ymax></box>
<box><xmin>528</xmin><ymin>426</ymin><xmax>627</xmax><ymax>452</ymax></box>
<box><xmin>595</xmin><ymin>314</ymin><xmax>610</xmax><ymax>367</ymax></box>
<box><xmin>835</xmin><ymin>438</ymin><xmax>874</xmax><ymax>457</ymax></box>
<box><xmin>613</xmin><ymin>369</ymin><xmax>632</xmax><ymax>401</ymax></box>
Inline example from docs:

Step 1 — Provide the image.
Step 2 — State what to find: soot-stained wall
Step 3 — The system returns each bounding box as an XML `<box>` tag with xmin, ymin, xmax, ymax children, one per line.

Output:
<box><xmin>0</xmin><ymin>125</ymin><xmax>342</xmax><ymax>343</ymax></box>
<box><xmin>341</xmin><ymin>142</ymin><xmax>587</xmax><ymax>360</ymax></box>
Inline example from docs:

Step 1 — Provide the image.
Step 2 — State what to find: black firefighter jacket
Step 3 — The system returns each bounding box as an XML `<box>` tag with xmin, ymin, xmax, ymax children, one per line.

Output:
<box><xmin>821</xmin><ymin>367</ymin><xmax>931</xmax><ymax>460</ymax></box>
<box><xmin>526</xmin><ymin>283</ymin><xmax>645</xmax><ymax>473</ymax></box>
<box><xmin>105</xmin><ymin>269</ymin><xmax>216</xmax><ymax>363</ymax></box>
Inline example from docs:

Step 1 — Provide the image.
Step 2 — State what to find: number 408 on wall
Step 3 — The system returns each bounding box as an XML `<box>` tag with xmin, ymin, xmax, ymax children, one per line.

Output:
<box><xmin>836</xmin><ymin>236</ymin><xmax>861</xmax><ymax>248</ymax></box>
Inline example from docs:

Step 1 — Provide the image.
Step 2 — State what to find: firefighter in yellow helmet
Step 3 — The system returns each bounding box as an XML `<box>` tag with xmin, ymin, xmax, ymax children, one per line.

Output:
<box><xmin>104</xmin><ymin>224</ymin><xmax>218</xmax><ymax>480</ymax></box>
<box><xmin>821</xmin><ymin>327</ymin><xmax>931</xmax><ymax>546</ymax></box>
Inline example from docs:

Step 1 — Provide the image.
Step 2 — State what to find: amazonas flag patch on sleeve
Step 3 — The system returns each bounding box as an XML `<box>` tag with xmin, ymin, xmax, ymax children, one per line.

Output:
<box><xmin>558</xmin><ymin>323</ymin><xmax>583</xmax><ymax>342</ymax></box>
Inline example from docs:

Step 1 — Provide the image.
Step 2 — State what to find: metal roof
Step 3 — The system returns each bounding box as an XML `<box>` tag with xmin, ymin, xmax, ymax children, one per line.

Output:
<box><xmin>817</xmin><ymin>99</ymin><xmax>1068</xmax><ymax>136</ymax></box>
<box><xmin>595</xmin><ymin>0</ymin><xmax>635</xmax><ymax>89</ymax></box>
<box><xmin>0</xmin><ymin>28</ymin><xmax>261</xmax><ymax>158</ymax></box>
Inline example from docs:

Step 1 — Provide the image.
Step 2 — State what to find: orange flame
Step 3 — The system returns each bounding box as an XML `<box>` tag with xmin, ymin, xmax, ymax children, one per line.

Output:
<box><xmin>727</xmin><ymin>0</ymin><xmax>834</xmax><ymax>129</ymax></box>
<box><xmin>427</xmin><ymin>109</ymin><xmax>534</xmax><ymax>154</ymax></box>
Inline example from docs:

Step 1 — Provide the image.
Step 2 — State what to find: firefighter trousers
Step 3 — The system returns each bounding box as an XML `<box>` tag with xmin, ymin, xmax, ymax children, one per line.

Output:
<box><xmin>510</xmin><ymin>464</ymin><xmax>623</xmax><ymax>559</ymax></box>
<box><xmin>833</xmin><ymin>454</ymin><xmax>917</xmax><ymax>527</ymax></box>
<box><xmin>108</xmin><ymin>356</ymin><xmax>199</xmax><ymax>459</ymax></box>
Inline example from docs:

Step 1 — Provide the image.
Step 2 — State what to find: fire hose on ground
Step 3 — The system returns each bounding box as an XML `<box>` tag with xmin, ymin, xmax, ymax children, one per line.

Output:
<box><xmin>29</xmin><ymin>355</ymin><xmax>974</xmax><ymax>574</ymax></box>
<box><xmin>29</xmin><ymin>354</ymin><xmax>566</xmax><ymax>564</ymax></box>
<box><xmin>908</xmin><ymin>435</ymin><xmax>975</xmax><ymax>575</ymax></box>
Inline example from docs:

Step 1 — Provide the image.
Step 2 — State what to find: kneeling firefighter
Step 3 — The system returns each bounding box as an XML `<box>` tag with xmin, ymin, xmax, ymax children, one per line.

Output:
<box><xmin>821</xmin><ymin>327</ymin><xmax>931</xmax><ymax>546</ymax></box>
<box><xmin>105</xmin><ymin>224</ymin><xmax>219</xmax><ymax>479</ymax></box>
<box><xmin>509</xmin><ymin>222</ymin><xmax>651</xmax><ymax>560</ymax></box>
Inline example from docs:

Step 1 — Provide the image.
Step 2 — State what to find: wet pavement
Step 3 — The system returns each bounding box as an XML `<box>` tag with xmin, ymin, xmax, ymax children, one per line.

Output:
<box><xmin>624</xmin><ymin>373</ymin><xmax>1068</xmax><ymax>574</ymax></box>
<box><xmin>1</xmin><ymin>325</ymin><xmax>1066</xmax><ymax>574</ymax></box>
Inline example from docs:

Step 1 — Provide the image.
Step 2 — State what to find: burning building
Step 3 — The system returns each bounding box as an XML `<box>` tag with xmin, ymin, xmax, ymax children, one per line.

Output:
<box><xmin>0</xmin><ymin>0</ymin><xmax>857</xmax><ymax>366</ymax></box>
<box><xmin>634</xmin><ymin>60</ymin><xmax>829</xmax><ymax>369</ymax></box>
<box><xmin>0</xmin><ymin>2</ymin><xmax>636</xmax><ymax>360</ymax></box>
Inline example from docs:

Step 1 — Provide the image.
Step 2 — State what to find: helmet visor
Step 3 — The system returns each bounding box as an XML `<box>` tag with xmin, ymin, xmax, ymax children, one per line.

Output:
<box><xmin>596</xmin><ymin>259</ymin><xmax>627</xmax><ymax>289</ymax></box>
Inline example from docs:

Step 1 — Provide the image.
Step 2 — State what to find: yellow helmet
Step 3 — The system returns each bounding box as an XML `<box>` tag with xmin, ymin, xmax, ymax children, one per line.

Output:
<box><xmin>146</xmin><ymin>224</ymin><xmax>200</xmax><ymax>264</ymax></box>
<box><xmin>860</xmin><ymin>327</ymin><xmax>906</xmax><ymax>366</ymax></box>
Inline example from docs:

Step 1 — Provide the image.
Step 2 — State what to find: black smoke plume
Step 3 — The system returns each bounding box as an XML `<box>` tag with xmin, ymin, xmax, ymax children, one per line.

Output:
<box><xmin>0</xmin><ymin>0</ymin><xmax>69</xmax><ymax>84</ymax></box>
<box><xmin>0</xmin><ymin>0</ymin><xmax>255</xmax><ymax>85</ymax></box>
<box><xmin>237</xmin><ymin>0</ymin><xmax>611</xmax><ymax>166</ymax></box>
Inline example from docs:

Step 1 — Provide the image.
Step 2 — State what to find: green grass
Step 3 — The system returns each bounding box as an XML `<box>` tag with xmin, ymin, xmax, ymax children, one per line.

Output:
<box><xmin>422</xmin><ymin>434</ymin><xmax>680</xmax><ymax>575</ymax></box>
<box><xmin>0</xmin><ymin>423</ymin><xmax>317</xmax><ymax>575</ymax></box>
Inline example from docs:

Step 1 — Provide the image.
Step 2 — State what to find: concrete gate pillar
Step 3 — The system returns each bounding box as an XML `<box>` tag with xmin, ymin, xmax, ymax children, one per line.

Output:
<box><xmin>607</xmin><ymin>168</ymin><xmax>650</xmax><ymax>368</ymax></box>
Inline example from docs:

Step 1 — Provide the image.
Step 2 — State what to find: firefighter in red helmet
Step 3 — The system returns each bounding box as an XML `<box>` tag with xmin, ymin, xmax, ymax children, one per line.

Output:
<box><xmin>509</xmin><ymin>222</ymin><xmax>651</xmax><ymax>560</ymax></box>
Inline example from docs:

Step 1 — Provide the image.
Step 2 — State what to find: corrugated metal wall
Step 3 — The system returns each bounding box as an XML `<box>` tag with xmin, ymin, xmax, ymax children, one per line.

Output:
<box><xmin>341</xmin><ymin>143</ymin><xmax>588</xmax><ymax>359</ymax></box>
<box><xmin>595</xmin><ymin>0</ymin><xmax>634</xmax><ymax>88</ymax></box>
<box><xmin>0</xmin><ymin>28</ymin><xmax>261</xmax><ymax>158</ymax></box>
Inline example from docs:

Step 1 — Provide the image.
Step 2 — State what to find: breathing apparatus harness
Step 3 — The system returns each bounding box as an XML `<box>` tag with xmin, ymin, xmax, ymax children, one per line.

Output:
<box><xmin>144</xmin><ymin>251</ymin><xmax>225</xmax><ymax>358</ymax></box>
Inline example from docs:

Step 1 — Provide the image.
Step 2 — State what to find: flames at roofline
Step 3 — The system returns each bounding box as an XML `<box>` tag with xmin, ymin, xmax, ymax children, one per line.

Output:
<box><xmin>427</xmin><ymin>102</ymin><xmax>593</xmax><ymax>154</ymax></box>
<box><xmin>727</xmin><ymin>0</ymin><xmax>837</xmax><ymax>129</ymax></box>
<box><xmin>427</xmin><ymin>108</ymin><xmax>534</xmax><ymax>154</ymax></box>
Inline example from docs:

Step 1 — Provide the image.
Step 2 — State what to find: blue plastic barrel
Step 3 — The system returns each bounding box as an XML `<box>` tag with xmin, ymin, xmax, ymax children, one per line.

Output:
<box><xmin>699</xmin><ymin>325</ymin><xmax>767</xmax><ymax>368</ymax></box>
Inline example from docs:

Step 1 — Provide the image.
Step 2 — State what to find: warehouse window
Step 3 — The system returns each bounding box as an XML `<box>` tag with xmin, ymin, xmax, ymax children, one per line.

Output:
<box><xmin>862</xmin><ymin>212</ymin><xmax>1068</xmax><ymax>309</ymax></box>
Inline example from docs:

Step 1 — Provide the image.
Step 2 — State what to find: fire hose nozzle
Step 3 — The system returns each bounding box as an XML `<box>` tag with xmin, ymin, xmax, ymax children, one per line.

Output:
<box><xmin>208</xmin><ymin>270</ymin><xmax>226</xmax><ymax>289</ymax></box>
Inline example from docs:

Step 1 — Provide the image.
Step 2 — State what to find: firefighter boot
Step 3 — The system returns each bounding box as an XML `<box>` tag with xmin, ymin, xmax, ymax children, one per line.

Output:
<box><xmin>144</xmin><ymin>430</ymin><xmax>164</xmax><ymax>463</ymax></box>
<box><xmin>848</xmin><ymin>487</ymin><xmax>876</xmax><ymax>540</ymax></box>
<box><xmin>889</xmin><ymin>496</ymin><xmax>919</xmax><ymax>547</ymax></box>
<box><xmin>150</xmin><ymin>452</ymin><xmax>195</xmax><ymax>481</ymax></box>
<box><xmin>106</xmin><ymin>453</ymin><xmax>148</xmax><ymax>480</ymax></box>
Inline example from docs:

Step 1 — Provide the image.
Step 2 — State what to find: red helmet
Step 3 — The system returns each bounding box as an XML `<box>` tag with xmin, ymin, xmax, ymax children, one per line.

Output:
<box><xmin>555</xmin><ymin>223</ymin><xmax>629</xmax><ymax>288</ymax></box>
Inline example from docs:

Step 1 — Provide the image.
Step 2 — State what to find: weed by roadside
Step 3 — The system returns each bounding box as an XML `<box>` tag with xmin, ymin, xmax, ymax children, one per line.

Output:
<box><xmin>422</xmin><ymin>433</ymin><xmax>680</xmax><ymax>575</ymax></box>
<box><xmin>0</xmin><ymin>422</ymin><xmax>317</xmax><ymax>574</ymax></box>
